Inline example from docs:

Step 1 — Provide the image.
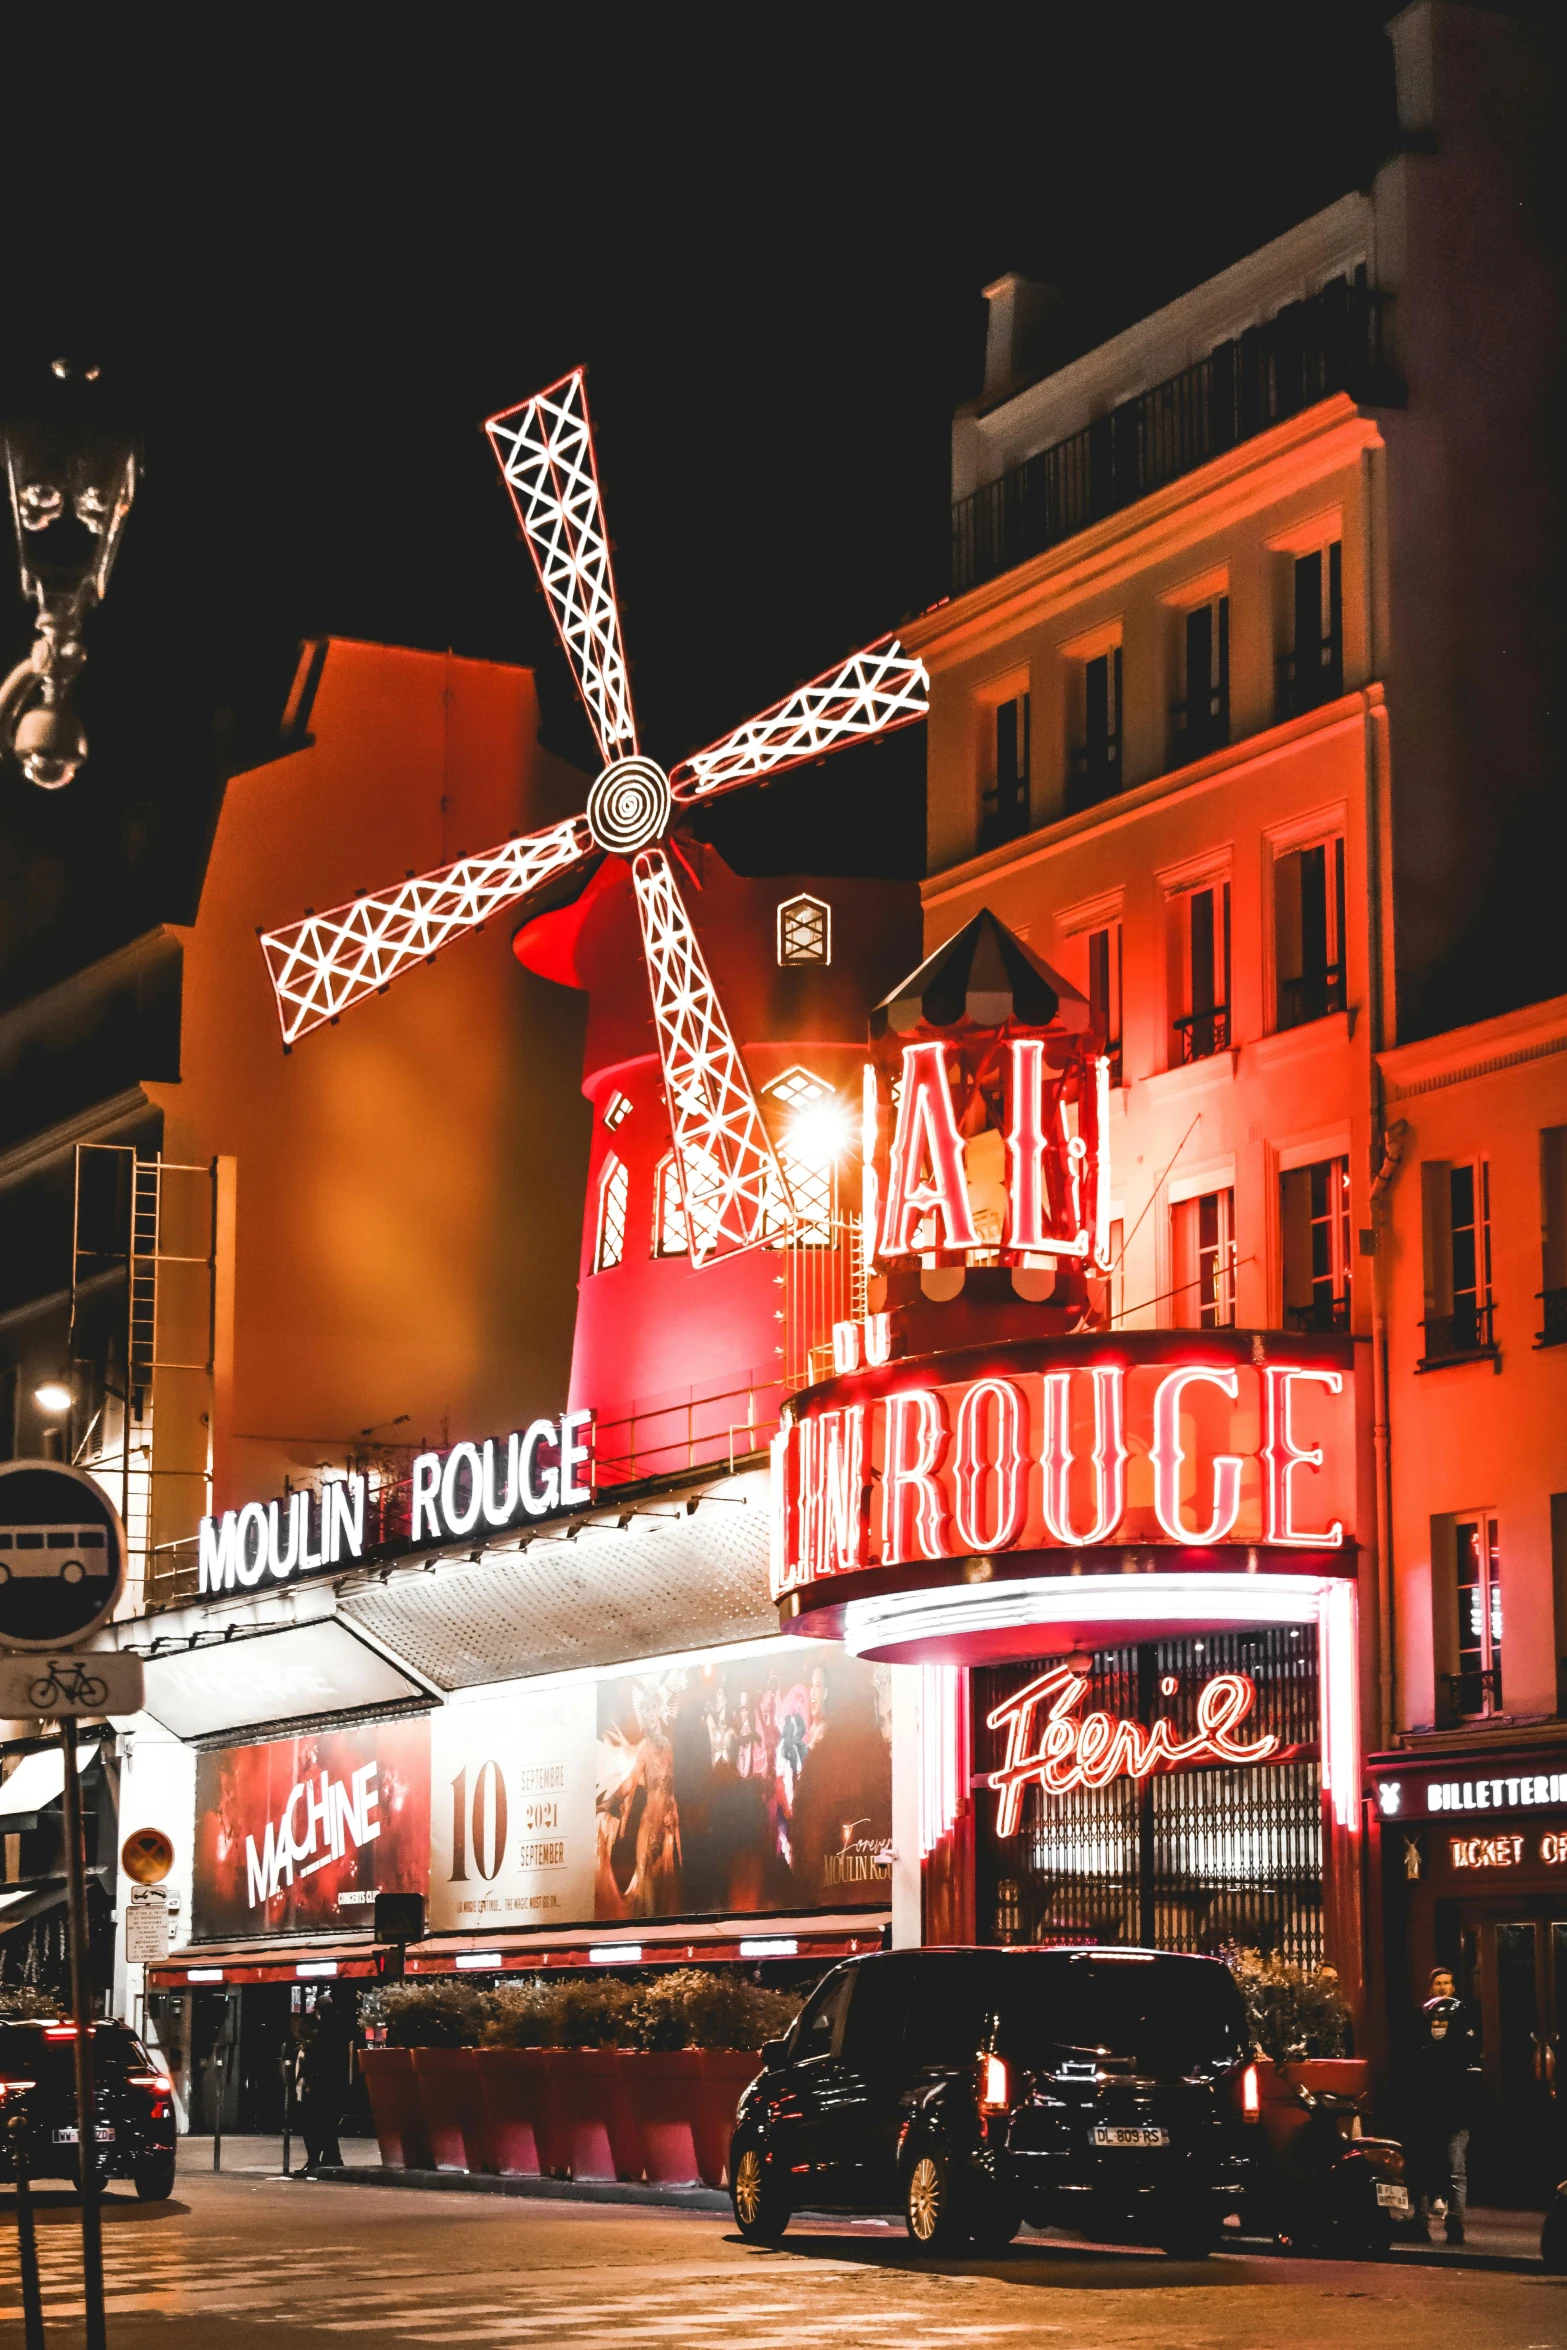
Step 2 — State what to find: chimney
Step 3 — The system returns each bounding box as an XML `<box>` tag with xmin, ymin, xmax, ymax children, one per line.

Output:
<box><xmin>980</xmin><ymin>275</ymin><xmax>1086</xmax><ymax>404</ymax></box>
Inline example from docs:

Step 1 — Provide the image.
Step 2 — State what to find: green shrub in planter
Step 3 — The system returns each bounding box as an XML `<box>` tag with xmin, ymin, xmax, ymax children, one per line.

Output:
<box><xmin>365</xmin><ymin>1968</ymin><xmax>806</xmax><ymax>2053</ymax></box>
<box><xmin>1223</xmin><ymin>1946</ymin><xmax>1350</xmax><ymax>2061</ymax></box>
<box><xmin>628</xmin><ymin>1969</ymin><xmax>801</xmax><ymax>2053</ymax></box>
<box><xmin>369</xmin><ymin>1981</ymin><xmax>494</xmax><ymax>2049</ymax></box>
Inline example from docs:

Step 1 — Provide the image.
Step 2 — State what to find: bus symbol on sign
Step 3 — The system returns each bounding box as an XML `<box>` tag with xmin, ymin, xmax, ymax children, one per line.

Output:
<box><xmin>0</xmin><ymin>1463</ymin><xmax>127</xmax><ymax>1651</ymax></box>
<box><xmin>0</xmin><ymin>1526</ymin><xmax>110</xmax><ymax>1584</ymax></box>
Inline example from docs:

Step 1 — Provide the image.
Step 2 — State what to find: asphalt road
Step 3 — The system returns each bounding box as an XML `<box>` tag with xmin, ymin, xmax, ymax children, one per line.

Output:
<box><xmin>0</xmin><ymin>2158</ymin><xmax>1562</xmax><ymax>2349</ymax></box>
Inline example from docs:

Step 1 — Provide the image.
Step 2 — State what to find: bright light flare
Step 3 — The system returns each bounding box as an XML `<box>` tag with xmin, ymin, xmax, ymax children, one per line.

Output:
<box><xmin>786</xmin><ymin>1097</ymin><xmax>856</xmax><ymax>1161</ymax></box>
<box><xmin>33</xmin><ymin>1380</ymin><xmax>72</xmax><ymax>1414</ymax></box>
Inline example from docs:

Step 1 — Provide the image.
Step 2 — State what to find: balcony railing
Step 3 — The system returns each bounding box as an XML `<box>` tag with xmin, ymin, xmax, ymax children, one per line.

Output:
<box><xmin>1419</xmin><ymin>1299</ymin><xmax>1497</xmax><ymax>1367</ymax></box>
<box><xmin>1284</xmin><ymin>1292</ymin><xmax>1351</xmax><ymax>1335</ymax></box>
<box><xmin>1173</xmin><ymin>1004</ymin><xmax>1229</xmax><ymax>1064</ymax></box>
<box><xmin>1278</xmin><ymin>963</ymin><xmax>1346</xmax><ymax>1030</ymax></box>
<box><xmin>1276</xmin><ymin>633</ymin><xmax>1345</xmax><ymax>720</ymax></box>
<box><xmin>1169</xmin><ymin>694</ymin><xmax>1228</xmax><ymax>764</ymax></box>
<box><xmin>1066</xmin><ymin>740</ymin><xmax>1121</xmax><ymax>813</ymax></box>
<box><xmin>1538</xmin><ymin>1288</ymin><xmax>1567</xmax><ymax>1347</ymax></box>
<box><xmin>1440</xmin><ymin>1664</ymin><xmax>1503</xmax><ymax>1720</ymax></box>
<box><xmin>952</xmin><ymin>271</ymin><xmax>1384</xmax><ymax>597</ymax></box>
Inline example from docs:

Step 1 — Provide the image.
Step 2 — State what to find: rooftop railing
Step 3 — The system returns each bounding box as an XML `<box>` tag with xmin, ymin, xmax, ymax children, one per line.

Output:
<box><xmin>952</xmin><ymin>270</ymin><xmax>1384</xmax><ymax>598</ymax></box>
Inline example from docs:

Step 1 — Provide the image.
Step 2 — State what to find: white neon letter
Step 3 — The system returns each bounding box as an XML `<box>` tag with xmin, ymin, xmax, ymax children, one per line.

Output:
<box><xmin>1150</xmin><ymin>1364</ymin><xmax>1243</xmax><ymax>1544</ymax></box>
<box><xmin>519</xmin><ymin>1420</ymin><xmax>560</xmax><ymax>1516</ymax></box>
<box><xmin>267</xmin><ymin>1496</ymin><xmax>300</xmax><ymax>1582</ymax></box>
<box><xmin>877</xmin><ymin>1041</ymin><xmax>981</xmax><ymax>1257</ymax></box>
<box><xmin>198</xmin><ymin>1512</ymin><xmax>239</xmax><ymax>1595</ymax></box>
<box><xmin>1039</xmin><ymin>1365</ymin><xmax>1128</xmax><ymax>1546</ymax></box>
<box><xmin>559</xmin><ymin>1409</ymin><xmax>593</xmax><ymax>1504</ymax></box>
<box><xmin>804</xmin><ymin>1406</ymin><xmax>867</xmax><ymax>1575</ymax></box>
<box><xmin>234</xmin><ymin>1501</ymin><xmax>269</xmax><ymax>1589</ymax></box>
<box><xmin>952</xmin><ymin>1378</ymin><xmax>1027</xmax><ymax>1553</ymax></box>
<box><xmin>1004</xmin><ymin>1038</ymin><xmax>1055</xmax><ymax>1252</ymax></box>
<box><xmin>881</xmin><ymin>1388</ymin><xmax>950</xmax><ymax>1563</ymax></box>
<box><xmin>412</xmin><ymin>1451</ymin><xmax>441</xmax><ymax>1542</ymax></box>
<box><xmin>1262</xmin><ymin>1365</ymin><xmax>1344</xmax><ymax>1547</ymax></box>
<box><xmin>482</xmin><ymin>1433</ymin><xmax>519</xmax><ymax>1527</ymax></box>
<box><xmin>441</xmin><ymin>1441</ymin><xmax>483</xmax><ymax>1537</ymax></box>
<box><xmin>328</xmin><ymin>1475</ymin><xmax>366</xmax><ymax>1563</ymax></box>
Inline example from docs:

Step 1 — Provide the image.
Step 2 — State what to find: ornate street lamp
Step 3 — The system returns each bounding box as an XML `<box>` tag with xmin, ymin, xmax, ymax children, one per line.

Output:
<box><xmin>0</xmin><ymin>361</ymin><xmax>137</xmax><ymax>789</ymax></box>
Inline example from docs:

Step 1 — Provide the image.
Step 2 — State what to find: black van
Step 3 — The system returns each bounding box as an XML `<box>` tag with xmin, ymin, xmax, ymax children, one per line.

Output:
<box><xmin>730</xmin><ymin>1945</ymin><xmax>1255</xmax><ymax>2254</ymax></box>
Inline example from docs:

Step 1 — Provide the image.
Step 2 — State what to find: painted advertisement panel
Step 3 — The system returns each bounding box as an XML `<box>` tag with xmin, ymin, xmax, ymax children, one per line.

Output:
<box><xmin>191</xmin><ymin>1719</ymin><xmax>430</xmax><ymax>1940</ymax></box>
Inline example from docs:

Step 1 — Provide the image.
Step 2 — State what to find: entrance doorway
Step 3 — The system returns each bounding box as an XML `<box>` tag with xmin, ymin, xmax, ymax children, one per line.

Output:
<box><xmin>1445</xmin><ymin>1905</ymin><xmax>1567</xmax><ymax>2201</ymax></box>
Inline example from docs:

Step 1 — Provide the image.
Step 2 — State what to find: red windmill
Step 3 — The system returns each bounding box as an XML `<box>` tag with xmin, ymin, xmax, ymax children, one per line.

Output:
<box><xmin>259</xmin><ymin>370</ymin><xmax>927</xmax><ymax>1266</ymax></box>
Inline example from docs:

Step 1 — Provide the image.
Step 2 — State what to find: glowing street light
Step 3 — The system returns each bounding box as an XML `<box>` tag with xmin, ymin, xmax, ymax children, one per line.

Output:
<box><xmin>0</xmin><ymin>362</ymin><xmax>138</xmax><ymax>790</ymax></box>
<box><xmin>33</xmin><ymin>1380</ymin><xmax>73</xmax><ymax>1416</ymax></box>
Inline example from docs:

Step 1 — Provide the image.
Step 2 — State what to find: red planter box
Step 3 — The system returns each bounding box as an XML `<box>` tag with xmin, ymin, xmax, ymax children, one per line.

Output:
<box><xmin>552</xmin><ymin>2047</ymin><xmax>642</xmax><ymax>2182</ymax></box>
<box><xmin>695</xmin><ymin>2050</ymin><xmax>760</xmax><ymax>2189</ymax></box>
<box><xmin>621</xmin><ymin>2051</ymin><xmax>703</xmax><ymax>2184</ymax></box>
<box><xmin>412</xmin><ymin>2047</ymin><xmax>489</xmax><ymax>2174</ymax></box>
<box><xmin>361</xmin><ymin>2046</ymin><xmax>432</xmax><ymax>2171</ymax></box>
<box><xmin>474</xmin><ymin>2047</ymin><xmax>568</xmax><ymax>2177</ymax></box>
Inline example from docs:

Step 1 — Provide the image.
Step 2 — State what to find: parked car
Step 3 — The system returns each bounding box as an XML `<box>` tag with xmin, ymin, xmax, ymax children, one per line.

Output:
<box><xmin>730</xmin><ymin>1945</ymin><xmax>1255</xmax><ymax>2254</ymax></box>
<box><xmin>0</xmin><ymin>2018</ymin><xmax>177</xmax><ymax>2199</ymax></box>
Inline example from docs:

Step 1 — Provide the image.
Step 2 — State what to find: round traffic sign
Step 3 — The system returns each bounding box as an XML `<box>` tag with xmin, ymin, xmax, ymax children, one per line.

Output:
<box><xmin>0</xmin><ymin>1461</ymin><xmax>127</xmax><ymax>1651</ymax></box>
<box><xmin>121</xmin><ymin>1827</ymin><xmax>175</xmax><ymax>1885</ymax></box>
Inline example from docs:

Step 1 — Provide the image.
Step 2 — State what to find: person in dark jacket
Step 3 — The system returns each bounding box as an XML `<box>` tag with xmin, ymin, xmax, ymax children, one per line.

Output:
<box><xmin>1409</xmin><ymin>1968</ymin><xmax>1480</xmax><ymax>2242</ymax></box>
<box><xmin>296</xmin><ymin>1993</ymin><xmax>350</xmax><ymax>2175</ymax></box>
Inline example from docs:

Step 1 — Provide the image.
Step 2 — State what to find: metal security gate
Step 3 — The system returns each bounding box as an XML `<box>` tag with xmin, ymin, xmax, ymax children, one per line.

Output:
<box><xmin>974</xmin><ymin>1629</ymin><xmax>1324</xmax><ymax>1967</ymax></box>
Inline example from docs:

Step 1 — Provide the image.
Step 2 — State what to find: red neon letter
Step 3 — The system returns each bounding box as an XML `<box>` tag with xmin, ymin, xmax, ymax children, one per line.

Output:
<box><xmin>1039</xmin><ymin>1365</ymin><xmax>1127</xmax><ymax>1546</ymax></box>
<box><xmin>881</xmin><ymin>1388</ymin><xmax>950</xmax><ymax>1562</ymax></box>
<box><xmin>1195</xmin><ymin>1673</ymin><xmax>1280</xmax><ymax>1764</ymax></box>
<box><xmin>1262</xmin><ymin>1365</ymin><xmax>1344</xmax><ymax>1548</ymax></box>
<box><xmin>1150</xmin><ymin>1364</ymin><xmax>1243</xmax><ymax>1544</ymax></box>
<box><xmin>952</xmin><ymin>1378</ymin><xmax>1027</xmax><ymax>1553</ymax></box>
<box><xmin>1004</xmin><ymin>1037</ymin><xmax>1055</xmax><ymax>1252</ymax></box>
<box><xmin>805</xmin><ymin>1405</ymin><xmax>867</xmax><ymax>1575</ymax></box>
<box><xmin>877</xmin><ymin>1042</ymin><xmax>980</xmax><ymax>1258</ymax></box>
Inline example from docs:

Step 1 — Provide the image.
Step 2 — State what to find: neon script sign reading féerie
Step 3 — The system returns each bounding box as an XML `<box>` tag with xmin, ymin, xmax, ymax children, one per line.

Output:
<box><xmin>986</xmin><ymin>1665</ymin><xmax>1279</xmax><ymax>1832</ymax></box>
<box><xmin>771</xmin><ymin>1353</ymin><xmax>1350</xmax><ymax>1599</ymax></box>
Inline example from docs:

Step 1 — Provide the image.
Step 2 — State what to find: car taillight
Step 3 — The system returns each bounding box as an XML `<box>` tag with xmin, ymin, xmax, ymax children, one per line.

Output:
<box><xmin>978</xmin><ymin>2053</ymin><xmax>1010</xmax><ymax>2115</ymax></box>
<box><xmin>1241</xmin><ymin>2063</ymin><xmax>1260</xmax><ymax>2120</ymax></box>
<box><xmin>0</xmin><ymin>2078</ymin><xmax>36</xmax><ymax>2092</ymax></box>
<box><xmin>128</xmin><ymin>2072</ymin><xmax>169</xmax><ymax>2089</ymax></box>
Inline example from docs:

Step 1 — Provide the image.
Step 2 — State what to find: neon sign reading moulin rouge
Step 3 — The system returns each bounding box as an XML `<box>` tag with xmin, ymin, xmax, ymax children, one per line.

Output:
<box><xmin>986</xmin><ymin>1664</ymin><xmax>1278</xmax><ymax>1834</ymax></box>
<box><xmin>772</xmin><ymin>1347</ymin><xmax>1351</xmax><ymax>1599</ymax></box>
<box><xmin>198</xmin><ymin>1411</ymin><xmax>594</xmax><ymax>1595</ymax></box>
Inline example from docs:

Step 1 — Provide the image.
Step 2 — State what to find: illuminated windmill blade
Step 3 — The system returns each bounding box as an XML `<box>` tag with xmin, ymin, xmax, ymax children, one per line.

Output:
<box><xmin>667</xmin><ymin>634</ymin><xmax>928</xmax><ymax>807</ymax></box>
<box><xmin>484</xmin><ymin>370</ymin><xmax>638</xmax><ymax>767</ymax></box>
<box><xmin>630</xmin><ymin>844</ymin><xmax>793</xmax><ymax>1265</ymax></box>
<box><xmin>261</xmin><ymin>815</ymin><xmax>595</xmax><ymax>1046</ymax></box>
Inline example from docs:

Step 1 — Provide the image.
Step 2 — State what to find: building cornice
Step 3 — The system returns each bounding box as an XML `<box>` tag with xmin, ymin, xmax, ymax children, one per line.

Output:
<box><xmin>908</xmin><ymin>396</ymin><xmax>1383</xmax><ymax>673</ymax></box>
<box><xmin>1378</xmin><ymin>992</ymin><xmax>1567</xmax><ymax>1102</ymax></box>
<box><xmin>0</xmin><ymin>928</ymin><xmax>181</xmax><ymax>1050</ymax></box>
<box><xmin>922</xmin><ymin>688</ymin><xmax>1383</xmax><ymax>912</ymax></box>
<box><xmin>0</xmin><ymin>1084</ymin><xmax>158</xmax><ymax>1198</ymax></box>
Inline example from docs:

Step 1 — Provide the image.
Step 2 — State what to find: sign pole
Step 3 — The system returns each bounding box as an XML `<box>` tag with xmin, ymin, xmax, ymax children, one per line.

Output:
<box><xmin>7</xmin><ymin>2101</ymin><xmax>46</xmax><ymax>2350</ymax></box>
<box><xmin>61</xmin><ymin>1716</ymin><xmax>107</xmax><ymax>2350</ymax></box>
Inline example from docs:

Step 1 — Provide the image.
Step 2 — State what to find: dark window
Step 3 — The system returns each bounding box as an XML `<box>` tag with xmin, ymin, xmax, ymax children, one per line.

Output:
<box><xmin>1172</xmin><ymin>1188</ymin><xmax>1235</xmax><ymax>1329</ymax></box>
<box><xmin>1421</xmin><ymin>1160</ymin><xmax>1494</xmax><ymax>1363</ymax></box>
<box><xmin>791</xmin><ymin>1971</ymin><xmax>851</xmax><ymax>2064</ymax></box>
<box><xmin>1275</xmin><ymin>839</ymin><xmax>1346</xmax><ymax>1028</ymax></box>
<box><xmin>839</xmin><ymin>1961</ymin><xmax>914</xmax><ymax>2070</ymax></box>
<box><xmin>17</xmin><ymin>1533</ymin><xmax>42</xmax><ymax>1550</ymax></box>
<box><xmin>1278</xmin><ymin>543</ymin><xmax>1343</xmax><ymax>717</ymax></box>
<box><xmin>1068</xmin><ymin>649</ymin><xmax>1121</xmax><ymax>811</ymax></box>
<box><xmin>1282</xmin><ymin>1158</ymin><xmax>1351</xmax><ymax>1333</ymax></box>
<box><xmin>991</xmin><ymin>1954</ymin><xmax>1248</xmax><ymax>2076</ymax></box>
<box><xmin>1453</xmin><ymin>1514</ymin><xmax>1502</xmax><ymax>1717</ymax></box>
<box><xmin>1087</xmin><ymin>923</ymin><xmax>1122</xmax><ymax>1086</ymax></box>
<box><xmin>1540</xmin><ymin>1128</ymin><xmax>1567</xmax><ymax>1346</ymax></box>
<box><xmin>1173</xmin><ymin>881</ymin><xmax>1229</xmax><ymax>1062</ymax></box>
<box><xmin>980</xmin><ymin>694</ymin><xmax>1031</xmax><ymax>850</ymax></box>
<box><xmin>903</xmin><ymin>1957</ymin><xmax>1005</xmax><ymax>2067</ymax></box>
<box><xmin>1172</xmin><ymin>597</ymin><xmax>1229</xmax><ymax>761</ymax></box>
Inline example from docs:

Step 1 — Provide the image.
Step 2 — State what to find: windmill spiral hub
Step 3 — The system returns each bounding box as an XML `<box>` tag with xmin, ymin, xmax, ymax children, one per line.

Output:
<box><xmin>587</xmin><ymin>756</ymin><xmax>671</xmax><ymax>856</ymax></box>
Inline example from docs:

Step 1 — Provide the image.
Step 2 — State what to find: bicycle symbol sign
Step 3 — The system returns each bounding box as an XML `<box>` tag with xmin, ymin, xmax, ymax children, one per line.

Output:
<box><xmin>0</xmin><ymin>1462</ymin><xmax>127</xmax><ymax>1651</ymax></box>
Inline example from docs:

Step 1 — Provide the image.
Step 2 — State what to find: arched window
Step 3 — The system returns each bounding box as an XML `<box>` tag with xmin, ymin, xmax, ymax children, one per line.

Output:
<box><xmin>594</xmin><ymin>1154</ymin><xmax>629</xmax><ymax>1272</ymax></box>
<box><xmin>763</xmin><ymin>1067</ymin><xmax>839</xmax><ymax>1247</ymax></box>
<box><xmin>654</xmin><ymin>1153</ymin><xmax>688</xmax><ymax>1257</ymax></box>
<box><xmin>777</xmin><ymin>892</ymin><xmax>831</xmax><ymax>966</ymax></box>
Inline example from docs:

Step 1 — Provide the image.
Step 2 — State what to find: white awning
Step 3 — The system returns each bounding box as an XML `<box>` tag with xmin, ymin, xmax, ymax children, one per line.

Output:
<box><xmin>0</xmin><ymin>1743</ymin><xmax>97</xmax><ymax>1821</ymax></box>
<box><xmin>140</xmin><ymin>1622</ymin><xmax>425</xmax><ymax>1739</ymax></box>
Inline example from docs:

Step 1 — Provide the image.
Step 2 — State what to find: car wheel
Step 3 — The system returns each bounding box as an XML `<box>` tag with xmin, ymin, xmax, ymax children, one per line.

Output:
<box><xmin>730</xmin><ymin>2143</ymin><xmax>789</xmax><ymax>2245</ymax></box>
<box><xmin>905</xmin><ymin>2149</ymin><xmax>968</xmax><ymax>2252</ymax></box>
<box><xmin>134</xmin><ymin>2155</ymin><xmax>177</xmax><ymax>2202</ymax></box>
<box><xmin>968</xmin><ymin>2186</ymin><xmax>1023</xmax><ymax>2252</ymax></box>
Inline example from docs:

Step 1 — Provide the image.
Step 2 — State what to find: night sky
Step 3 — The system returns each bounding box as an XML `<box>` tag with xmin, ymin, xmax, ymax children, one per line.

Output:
<box><xmin>0</xmin><ymin>5</ymin><xmax>1403</xmax><ymax>1001</ymax></box>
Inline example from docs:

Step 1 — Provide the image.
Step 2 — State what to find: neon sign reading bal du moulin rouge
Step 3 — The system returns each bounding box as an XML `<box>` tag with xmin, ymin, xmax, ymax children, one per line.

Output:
<box><xmin>771</xmin><ymin>1337</ymin><xmax>1353</xmax><ymax>1601</ymax></box>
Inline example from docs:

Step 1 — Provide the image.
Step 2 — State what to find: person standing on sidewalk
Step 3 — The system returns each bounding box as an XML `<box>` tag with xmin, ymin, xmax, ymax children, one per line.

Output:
<box><xmin>296</xmin><ymin>1993</ymin><xmax>350</xmax><ymax>2176</ymax></box>
<box><xmin>1410</xmin><ymin>1967</ymin><xmax>1480</xmax><ymax>2244</ymax></box>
